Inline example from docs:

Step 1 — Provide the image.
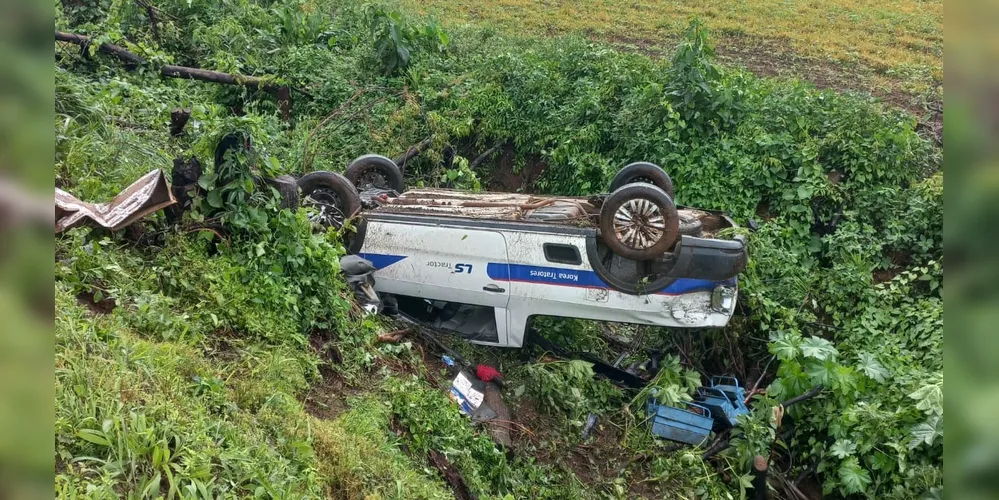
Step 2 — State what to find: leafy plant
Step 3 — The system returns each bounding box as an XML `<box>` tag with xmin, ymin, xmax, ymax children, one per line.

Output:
<box><xmin>364</xmin><ymin>5</ymin><xmax>449</xmax><ymax>75</ymax></box>
<box><xmin>517</xmin><ymin>360</ymin><xmax>622</xmax><ymax>425</ymax></box>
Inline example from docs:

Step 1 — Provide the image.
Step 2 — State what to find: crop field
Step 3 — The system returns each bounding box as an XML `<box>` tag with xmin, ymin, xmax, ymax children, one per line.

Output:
<box><xmin>53</xmin><ymin>0</ymin><xmax>942</xmax><ymax>498</ymax></box>
<box><xmin>400</xmin><ymin>0</ymin><xmax>943</xmax><ymax>107</ymax></box>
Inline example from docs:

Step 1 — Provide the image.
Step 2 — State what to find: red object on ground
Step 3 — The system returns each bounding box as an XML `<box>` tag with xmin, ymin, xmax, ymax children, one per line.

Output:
<box><xmin>476</xmin><ymin>364</ymin><xmax>502</xmax><ymax>382</ymax></box>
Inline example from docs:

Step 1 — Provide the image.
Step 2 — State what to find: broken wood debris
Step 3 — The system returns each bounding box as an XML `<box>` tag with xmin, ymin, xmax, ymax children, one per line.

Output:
<box><xmin>427</xmin><ymin>449</ymin><xmax>475</xmax><ymax>500</ymax></box>
<box><xmin>55</xmin><ymin>31</ymin><xmax>307</xmax><ymax>120</ymax></box>
<box><xmin>55</xmin><ymin>169</ymin><xmax>176</xmax><ymax>233</ymax></box>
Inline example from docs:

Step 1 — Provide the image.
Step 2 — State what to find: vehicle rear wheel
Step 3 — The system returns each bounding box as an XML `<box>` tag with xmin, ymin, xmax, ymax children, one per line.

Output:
<box><xmin>599</xmin><ymin>183</ymin><xmax>679</xmax><ymax>261</ymax></box>
<box><xmin>298</xmin><ymin>171</ymin><xmax>362</xmax><ymax>229</ymax></box>
<box><xmin>345</xmin><ymin>154</ymin><xmax>405</xmax><ymax>192</ymax></box>
<box><xmin>609</xmin><ymin>162</ymin><xmax>675</xmax><ymax>200</ymax></box>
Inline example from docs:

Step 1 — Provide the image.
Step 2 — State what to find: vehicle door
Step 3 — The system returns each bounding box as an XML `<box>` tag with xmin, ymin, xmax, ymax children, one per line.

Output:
<box><xmin>359</xmin><ymin>222</ymin><xmax>511</xmax><ymax>308</ymax></box>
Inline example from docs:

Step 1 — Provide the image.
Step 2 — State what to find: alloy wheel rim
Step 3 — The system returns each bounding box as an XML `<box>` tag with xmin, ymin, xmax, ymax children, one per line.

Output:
<box><xmin>613</xmin><ymin>198</ymin><xmax>665</xmax><ymax>249</ymax></box>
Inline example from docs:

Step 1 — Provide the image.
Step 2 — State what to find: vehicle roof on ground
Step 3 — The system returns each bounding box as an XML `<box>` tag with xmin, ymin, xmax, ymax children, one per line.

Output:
<box><xmin>369</xmin><ymin>188</ymin><xmax>709</xmax><ymax>228</ymax></box>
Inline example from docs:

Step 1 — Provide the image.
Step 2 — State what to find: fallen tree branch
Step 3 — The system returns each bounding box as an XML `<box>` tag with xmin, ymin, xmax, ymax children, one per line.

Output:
<box><xmin>136</xmin><ymin>0</ymin><xmax>160</xmax><ymax>41</ymax></box>
<box><xmin>701</xmin><ymin>430</ymin><xmax>731</xmax><ymax>460</ymax></box>
<box><xmin>773</xmin><ymin>468</ymin><xmax>809</xmax><ymax>500</ymax></box>
<box><xmin>752</xmin><ymin>455</ymin><xmax>772</xmax><ymax>500</ymax></box>
<box><xmin>781</xmin><ymin>385</ymin><xmax>824</xmax><ymax>409</ymax></box>
<box><xmin>469</xmin><ymin>142</ymin><xmax>504</xmax><ymax>170</ymax></box>
<box><xmin>427</xmin><ymin>450</ymin><xmax>474</xmax><ymax>500</ymax></box>
<box><xmin>703</xmin><ymin>386</ymin><xmax>825</xmax><ymax>462</ymax></box>
<box><xmin>393</xmin><ymin>138</ymin><xmax>432</xmax><ymax>167</ymax></box>
<box><xmin>56</xmin><ymin>31</ymin><xmax>310</xmax><ymax>98</ymax></box>
<box><xmin>160</xmin><ymin>64</ymin><xmax>280</xmax><ymax>90</ymax></box>
<box><xmin>56</xmin><ymin>31</ymin><xmax>146</xmax><ymax>65</ymax></box>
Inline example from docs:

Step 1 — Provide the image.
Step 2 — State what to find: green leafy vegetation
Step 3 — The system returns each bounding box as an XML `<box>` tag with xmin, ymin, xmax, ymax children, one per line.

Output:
<box><xmin>55</xmin><ymin>0</ymin><xmax>941</xmax><ymax>498</ymax></box>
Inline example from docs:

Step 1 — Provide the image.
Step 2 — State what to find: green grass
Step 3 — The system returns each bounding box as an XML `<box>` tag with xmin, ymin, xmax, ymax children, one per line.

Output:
<box><xmin>399</xmin><ymin>0</ymin><xmax>942</xmax><ymax>101</ymax></box>
<box><xmin>54</xmin><ymin>282</ymin><xmax>457</xmax><ymax>498</ymax></box>
<box><xmin>54</xmin><ymin>0</ymin><xmax>942</xmax><ymax>497</ymax></box>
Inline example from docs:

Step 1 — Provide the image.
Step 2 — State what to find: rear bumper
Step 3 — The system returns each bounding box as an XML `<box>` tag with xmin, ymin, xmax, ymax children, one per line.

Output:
<box><xmin>664</xmin><ymin>234</ymin><xmax>748</xmax><ymax>281</ymax></box>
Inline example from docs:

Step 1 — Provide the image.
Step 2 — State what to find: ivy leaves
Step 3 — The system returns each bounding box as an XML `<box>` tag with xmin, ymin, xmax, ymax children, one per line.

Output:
<box><xmin>800</xmin><ymin>336</ymin><xmax>837</xmax><ymax>361</ymax></box>
<box><xmin>838</xmin><ymin>457</ymin><xmax>873</xmax><ymax>494</ymax></box>
<box><xmin>857</xmin><ymin>352</ymin><xmax>890</xmax><ymax>383</ymax></box>
<box><xmin>907</xmin><ymin>373</ymin><xmax>944</xmax><ymax>449</ymax></box>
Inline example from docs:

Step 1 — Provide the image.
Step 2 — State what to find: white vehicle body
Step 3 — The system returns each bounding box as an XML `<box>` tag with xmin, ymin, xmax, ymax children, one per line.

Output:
<box><xmin>352</xmin><ymin>190</ymin><xmax>746</xmax><ymax>348</ymax></box>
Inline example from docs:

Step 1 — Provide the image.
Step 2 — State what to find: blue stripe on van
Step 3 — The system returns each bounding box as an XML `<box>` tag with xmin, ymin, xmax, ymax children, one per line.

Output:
<box><xmin>359</xmin><ymin>253</ymin><xmax>735</xmax><ymax>294</ymax></box>
<box><xmin>487</xmin><ymin>263</ymin><xmax>734</xmax><ymax>295</ymax></box>
<box><xmin>357</xmin><ymin>253</ymin><xmax>407</xmax><ymax>270</ymax></box>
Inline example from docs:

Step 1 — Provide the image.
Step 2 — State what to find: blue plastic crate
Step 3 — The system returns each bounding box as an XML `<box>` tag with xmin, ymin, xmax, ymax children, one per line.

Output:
<box><xmin>709</xmin><ymin>376</ymin><xmax>747</xmax><ymax>404</ymax></box>
<box><xmin>647</xmin><ymin>400</ymin><xmax>713</xmax><ymax>446</ymax></box>
<box><xmin>695</xmin><ymin>376</ymin><xmax>750</xmax><ymax>427</ymax></box>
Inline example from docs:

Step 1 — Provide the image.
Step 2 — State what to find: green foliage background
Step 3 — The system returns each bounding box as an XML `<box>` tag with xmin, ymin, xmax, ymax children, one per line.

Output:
<box><xmin>55</xmin><ymin>0</ymin><xmax>942</xmax><ymax>498</ymax></box>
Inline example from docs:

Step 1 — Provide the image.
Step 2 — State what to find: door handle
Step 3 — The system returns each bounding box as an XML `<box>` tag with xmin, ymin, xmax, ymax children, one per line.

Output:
<box><xmin>482</xmin><ymin>284</ymin><xmax>505</xmax><ymax>293</ymax></box>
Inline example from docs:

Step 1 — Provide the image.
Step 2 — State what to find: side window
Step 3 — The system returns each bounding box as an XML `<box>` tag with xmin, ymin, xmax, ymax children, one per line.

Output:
<box><xmin>543</xmin><ymin>243</ymin><xmax>581</xmax><ymax>265</ymax></box>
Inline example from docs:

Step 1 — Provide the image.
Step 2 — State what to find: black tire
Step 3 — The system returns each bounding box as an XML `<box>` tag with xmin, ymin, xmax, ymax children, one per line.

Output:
<box><xmin>609</xmin><ymin>162</ymin><xmax>675</xmax><ymax>200</ymax></box>
<box><xmin>599</xmin><ymin>183</ymin><xmax>679</xmax><ymax>261</ymax></box>
<box><xmin>678</xmin><ymin>212</ymin><xmax>703</xmax><ymax>236</ymax></box>
<box><xmin>298</xmin><ymin>171</ymin><xmax>362</xmax><ymax>229</ymax></box>
<box><xmin>345</xmin><ymin>154</ymin><xmax>405</xmax><ymax>192</ymax></box>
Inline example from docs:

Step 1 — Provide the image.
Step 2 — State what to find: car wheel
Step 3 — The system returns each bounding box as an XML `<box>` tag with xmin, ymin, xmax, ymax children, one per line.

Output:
<box><xmin>678</xmin><ymin>212</ymin><xmax>703</xmax><ymax>236</ymax></box>
<box><xmin>599</xmin><ymin>183</ymin><xmax>679</xmax><ymax>261</ymax></box>
<box><xmin>609</xmin><ymin>162</ymin><xmax>675</xmax><ymax>200</ymax></box>
<box><xmin>298</xmin><ymin>171</ymin><xmax>362</xmax><ymax>229</ymax></box>
<box><xmin>345</xmin><ymin>154</ymin><xmax>405</xmax><ymax>192</ymax></box>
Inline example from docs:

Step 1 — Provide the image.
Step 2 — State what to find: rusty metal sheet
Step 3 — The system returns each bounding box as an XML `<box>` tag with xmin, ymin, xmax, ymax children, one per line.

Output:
<box><xmin>55</xmin><ymin>169</ymin><xmax>176</xmax><ymax>233</ymax></box>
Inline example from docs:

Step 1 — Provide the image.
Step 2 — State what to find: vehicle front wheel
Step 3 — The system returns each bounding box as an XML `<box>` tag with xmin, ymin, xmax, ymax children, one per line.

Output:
<box><xmin>599</xmin><ymin>183</ymin><xmax>679</xmax><ymax>261</ymax></box>
<box><xmin>298</xmin><ymin>171</ymin><xmax>362</xmax><ymax>229</ymax></box>
<box><xmin>609</xmin><ymin>162</ymin><xmax>675</xmax><ymax>200</ymax></box>
<box><xmin>345</xmin><ymin>154</ymin><xmax>405</xmax><ymax>193</ymax></box>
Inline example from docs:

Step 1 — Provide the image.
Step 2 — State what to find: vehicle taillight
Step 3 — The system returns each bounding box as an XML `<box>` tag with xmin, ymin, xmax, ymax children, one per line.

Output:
<box><xmin>710</xmin><ymin>285</ymin><xmax>736</xmax><ymax>313</ymax></box>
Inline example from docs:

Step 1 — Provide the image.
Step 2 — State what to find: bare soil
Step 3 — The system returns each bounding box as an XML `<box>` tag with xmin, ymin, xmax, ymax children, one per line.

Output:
<box><xmin>76</xmin><ymin>290</ymin><xmax>116</xmax><ymax>315</ymax></box>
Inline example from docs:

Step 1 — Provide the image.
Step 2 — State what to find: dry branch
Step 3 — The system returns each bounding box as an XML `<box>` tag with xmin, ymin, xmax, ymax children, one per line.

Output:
<box><xmin>469</xmin><ymin>142</ymin><xmax>504</xmax><ymax>169</ymax></box>
<box><xmin>393</xmin><ymin>138</ymin><xmax>432</xmax><ymax>167</ymax></box>
<box><xmin>160</xmin><ymin>65</ymin><xmax>280</xmax><ymax>90</ymax></box>
<box><xmin>56</xmin><ymin>31</ymin><xmax>146</xmax><ymax>65</ymax></box>
<box><xmin>56</xmin><ymin>31</ymin><xmax>308</xmax><ymax>101</ymax></box>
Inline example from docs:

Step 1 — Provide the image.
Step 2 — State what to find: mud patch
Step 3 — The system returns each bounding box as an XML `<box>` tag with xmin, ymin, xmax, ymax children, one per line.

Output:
<box><xmin>309</xmin><ymin>328</ymin><xmax>344</xmax><ymax>379</ymax></box>
<box><xmin>511</xmin><ymin>398</ymin><xmax>668</xmax><ymax>498</ymax></box>
<box><xmin>301</xmin><ymin>374</ymin><xmax>355</xmax><ymax>420</ymax></box>
<box><xmin>76</xmin><ymin>290</ymin><xmax>116</xmax><ymax>315</ymax></box>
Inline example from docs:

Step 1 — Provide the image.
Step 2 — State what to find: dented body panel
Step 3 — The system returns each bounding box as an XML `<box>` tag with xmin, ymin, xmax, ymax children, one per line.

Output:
<box><xmin>356</xmin><ymin>206</ymin><xmax>742</xmax><ymax>348</ymax></box>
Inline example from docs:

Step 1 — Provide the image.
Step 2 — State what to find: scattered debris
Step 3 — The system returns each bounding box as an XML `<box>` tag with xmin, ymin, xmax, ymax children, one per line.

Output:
<box><xmin>581</xmin><ymin>413</ymin><xmax>598</xmax><ymax>439</ymax></box>
<box><xmin>448</xmin><ymin>370</ymin><xmax>484</xmax><ymax>416</ymax></box>
<box><xmin>476</xmin><ymin>382</ymin><xmax>513</xmax><ymax>450</ymax></box>
<box><xmin>694</xmin><ymin>376</ymin><xmax>750</xmax><ymax>427</ymax></box>
<box><xmin>443</xmin><ymin>359</ymin><xmax>515</xmax><ymax>450</ymax></box>
<box><xmin>647</xmin><ymin>400</ymin><xmax>713</xmax><ymax>446</ymax></box>
<box><xmin>169</xmin><ymin>108</ymin><xmax>191</xmax><ymax>136</ymax></box>
<box><xmin>339</xmin><ymin>255</ymin><xmax>381</xmax><ymax>315</ymax></box>
<box><xmin>55</xmin><ymin>169</ymin><xmax>175</xmax><ymax>233</ymax></box>
<box><xmin>165</xmin><ymin>156</ymin><xmax>202</xmax><ymax>223</ymax></box>
<box><xmin>475</xmin><ymin>364</ymin><xmax>503</xmax><ymax>386</ymax></box>
<box><xmin>377</xmin><ymin>329</ymin><xmax>408</xmax><ymax>343</ymax></box>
